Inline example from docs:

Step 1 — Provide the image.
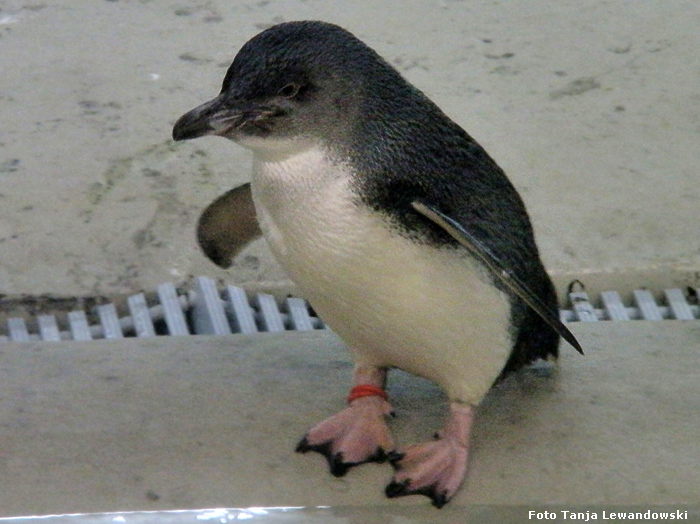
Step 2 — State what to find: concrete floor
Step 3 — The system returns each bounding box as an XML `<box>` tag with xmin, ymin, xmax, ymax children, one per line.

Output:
<box><xmin>1</xmin><ymin>323</ymin><xmax>699</xmax><ymax>520</ymax></box>
<box><xmin>1</xmin><ymin>0</ymin><xmax>700</xmax><ymax>520</ymax></box>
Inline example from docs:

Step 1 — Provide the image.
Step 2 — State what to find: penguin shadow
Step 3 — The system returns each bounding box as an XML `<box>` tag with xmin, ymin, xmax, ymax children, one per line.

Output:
<box><xmin>383</xmin><ymin>358</ymin><xmax>559</xmax><ymax>456</ymax></box>
<box><xmin>466</xmin><ymin>359</ymin><xmax>570</xmax><ymax>493</ymax></box>
<box><xmin>476</xmin><ymin>358</ymin><xmax>560</xmax><ymax>430</ymax></box>
<box><xmin>383</xmin><ymin>369</ymin><xmax>449</xmax><ymax>445</ymax></box>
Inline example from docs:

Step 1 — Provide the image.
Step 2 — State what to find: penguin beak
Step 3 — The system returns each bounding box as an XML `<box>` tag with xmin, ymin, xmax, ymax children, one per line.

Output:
<box><xmin>172</xmin><ymin>95</ymin><xmax>278</xmax><ymax>141</ymax></box>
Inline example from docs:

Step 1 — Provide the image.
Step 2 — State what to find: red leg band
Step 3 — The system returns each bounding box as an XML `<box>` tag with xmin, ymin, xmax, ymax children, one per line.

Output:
<box><xmin>347</xmin><ymin>384</ymin><xmax>389</xmax><ymax>404</ymax></box>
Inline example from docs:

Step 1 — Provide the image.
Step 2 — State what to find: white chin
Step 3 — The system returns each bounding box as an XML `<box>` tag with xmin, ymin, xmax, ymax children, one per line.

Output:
<box><xmin>236</xmin><ymin>134</ymin><xmax>318</xmax><ymax>157</ymax></box>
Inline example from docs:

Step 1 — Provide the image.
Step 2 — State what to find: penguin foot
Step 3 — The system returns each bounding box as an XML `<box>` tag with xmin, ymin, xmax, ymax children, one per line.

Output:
<box><xmin>385</xmin><ymin>436</ymin><xmax>467</xmax><ymax>507</ymax></box>
<box><xmin>385</xmin><ymin>402</ymin><xmax>475</xmax><ymax>508</ymax></box>
<box><xmin>296</xmin><ymin>395</ymin><xmax>395</xmax><ymax>477</ymax></box>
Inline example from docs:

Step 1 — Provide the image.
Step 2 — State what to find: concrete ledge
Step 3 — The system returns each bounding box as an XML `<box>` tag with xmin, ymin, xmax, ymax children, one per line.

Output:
<box><xmin>0</xmin><ymin>322</ymin><xmax>698</xmax><ymax>517</ymax></box>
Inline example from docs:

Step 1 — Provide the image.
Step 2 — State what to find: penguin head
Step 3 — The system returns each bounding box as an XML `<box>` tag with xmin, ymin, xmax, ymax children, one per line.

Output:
<box><xmin>173</xmin><ymin>21</ymin><xmax>398</xmax><ymax>153</ymax></box>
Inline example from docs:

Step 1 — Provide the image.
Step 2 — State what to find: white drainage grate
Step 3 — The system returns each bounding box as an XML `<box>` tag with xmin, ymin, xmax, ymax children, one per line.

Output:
<box><xmin>1</xmin><ymin>276</ymin><xmax>326</xmax><ymax>343</ymax></box>
<box><xmin>560</xmin><ymin>286</ymin><xmax>699</xmax><ymax>322</ymax></box>
<box><xmin>1</xmin><ymin>277</ymin><xmax>698</xmax><ymax>343</ymax></box>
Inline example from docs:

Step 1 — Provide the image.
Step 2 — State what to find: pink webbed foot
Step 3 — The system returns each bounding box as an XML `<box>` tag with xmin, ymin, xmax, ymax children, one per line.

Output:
<box><xmin>385</xmin><ymin>402</ymin><xmax>474</xmax><ymax>508</ymax></box>
<box><xmin>296</xmin><ymin>387</ymin><xmax>395</xmax><ymax>477</ymax></box>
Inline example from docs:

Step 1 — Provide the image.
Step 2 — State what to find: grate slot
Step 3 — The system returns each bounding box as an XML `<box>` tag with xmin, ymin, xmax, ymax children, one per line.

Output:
<box><xmin>633</xmin><ymin>290</ymin><xmax>663</xmax><ymax>321</ymax></box>
<box><xmin>127</xmin><ymin>293</ymin><xmax>156</xmax><ymax>338</ymax></box>
<box><xmin>68</xmin><ymin>310</ymin><xmax>93</xmax><ymax>341</ymax></box>
<box><xmin>664</xmin><ymin>289</ymin><xmax>695</xmax><ymax>320</ymax></box>
<box><xmin>570</xmin><ymin>291</ymin><xmax>599</xmax><ymax>322</ymax></box>
<box><xmin>600</xmin><ymin>291</ymin><xmax>630</xmax><ymax>321</ymax></box>
<box><xmin>255</xmin><ymin>293</ymin><xmax>286</xmax><ymax>332</ymax></box>
<box><xmin>37</xmin><ymin>315</ymin><xmax>61</xmax><ymax>342</ymax></box>
<box><xmin>224</xmin><ymin>285</ymin><xmax>258</xmax><ymax>334</ymax></box>
<box><xmin>284</xmin><ymin>297</ymin><xmax>315</xmax><ymax>331</ymax></box>
<box><xmin>7</xmin><ymin>318</ymin><xmax>30</xmax><ymax>342</ymax></box>
<box><xmin>157</xmin><ymin>282</ymin><xmax>190</xmax><ymax>336</ymax></box>
<box><xmin>191</xmin><ymin>276</ymin><xmax>232</xmax><ymax>336</ymax></box>
<box><xmin>96</xmin><ymin>304</ymin><xmax>124</xmax><ymax>339</ymax></box>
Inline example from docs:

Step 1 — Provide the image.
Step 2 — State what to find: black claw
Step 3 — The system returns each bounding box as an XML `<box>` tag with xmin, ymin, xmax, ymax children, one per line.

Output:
<box><xmin>430</xmin><ymin>491</ymin><xmax>449</xmax><ymax>509</ymax></box>
<box><xmin>295</xmin><ymin>436</ymin><xmax>312</xmax><ymax>453</ymax></box>
<box><xmin>384</xmin><ymin>479</ymin><xmax>451</xmax><ymax>509</ymax></box>
<box><xmin>296</xmin><ymin>435</ymin><xmax>390</xmax><ymax>477</ymax></box>
<box><xmin>329</xmin><ymin>451</ymin><xmax>351</xmax><ymax>477</ymax></box>
<box><xmin>370</xmin><ymin>446</ymin><xmax>389</xmax><ymax>464</ymax></box>
<box><xmin>387</xmin><ymin>450</ymin><xmax>405</xmax><ymax>468</ymax></box>
<box><xmin>385</xmin><ymin>479</ymin><xmax>410</xmax><ymax>498</ymax></box>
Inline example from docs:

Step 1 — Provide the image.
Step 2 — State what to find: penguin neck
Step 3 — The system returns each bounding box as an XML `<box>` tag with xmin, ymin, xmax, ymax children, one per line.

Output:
<box><xmin>250</xmin><ymin>140</ymin><xmax>351</xmax><ymax>198</ymax></box>
<box><xmin>236</xmin><ymin>135</ymin><xmax>323</xmax><ymax>164</ymax></box>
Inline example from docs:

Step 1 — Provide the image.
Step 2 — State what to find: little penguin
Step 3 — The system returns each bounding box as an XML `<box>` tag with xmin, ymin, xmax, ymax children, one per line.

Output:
<box><xmin>172</xmin><ymin>20</ymin><xmax>582</xmax><ymax>508</ymax></box>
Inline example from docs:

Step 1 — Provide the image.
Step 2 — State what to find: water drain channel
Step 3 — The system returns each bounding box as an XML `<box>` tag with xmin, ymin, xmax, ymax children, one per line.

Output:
<box><xmin>1</xmin><ymin>276</ymin><xmax>698</xmax><ymax>343</ymax></box>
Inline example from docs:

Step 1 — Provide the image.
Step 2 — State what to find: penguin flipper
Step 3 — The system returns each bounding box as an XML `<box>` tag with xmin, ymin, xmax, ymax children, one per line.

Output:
<box><xmin>411</xmin><ymin>199</ymin><xmax>583</xmax><ymax>355</ymax></box>
<box><xmin>197</xmin><ymin>182</ymin><xmax>262</xmax><ymax>268</ymax></box>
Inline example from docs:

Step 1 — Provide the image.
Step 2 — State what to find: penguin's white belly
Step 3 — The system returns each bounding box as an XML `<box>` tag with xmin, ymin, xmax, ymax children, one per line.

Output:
<box><xmin>250</xmin><ymin>147</ymin><xmax>512</xmax><ymax>405</ymax></box>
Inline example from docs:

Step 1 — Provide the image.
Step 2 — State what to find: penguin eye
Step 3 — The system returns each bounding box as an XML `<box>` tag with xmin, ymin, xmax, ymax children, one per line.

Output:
<box><xmin>278</xmin><ymin>83</ymin><xmax>301</xmax><ymax>98</ymax></box>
